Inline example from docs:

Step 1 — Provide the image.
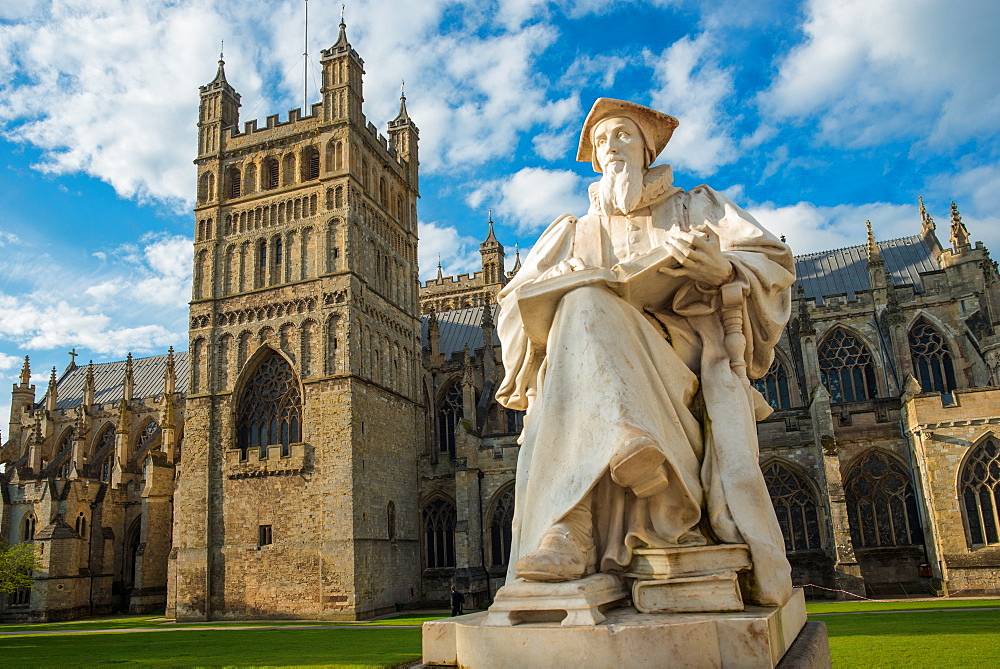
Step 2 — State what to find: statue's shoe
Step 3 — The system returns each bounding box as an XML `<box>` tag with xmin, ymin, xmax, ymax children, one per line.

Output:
<box><xmin>514</xmin><ymin>531</ymin><xmax>590</xmax><ymax>582</ymax></box>
<box><xmin>610</xmin><ymin>436</ymin><xmax>670</xmax><ymax>498</ymax></box>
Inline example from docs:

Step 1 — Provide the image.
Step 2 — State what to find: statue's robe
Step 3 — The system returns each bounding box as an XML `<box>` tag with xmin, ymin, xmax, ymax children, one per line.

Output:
<box><xmin>495</xmin><ymin>165</ymin><xmax>796</xmax><ymax>605</ymax></box>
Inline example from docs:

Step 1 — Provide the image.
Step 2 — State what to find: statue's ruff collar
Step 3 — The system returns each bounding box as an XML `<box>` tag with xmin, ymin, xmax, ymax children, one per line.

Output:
<box><xmin>587</xmin><ymin>164</ymin><xmax>682</xmax><ymax>216</ymax></box>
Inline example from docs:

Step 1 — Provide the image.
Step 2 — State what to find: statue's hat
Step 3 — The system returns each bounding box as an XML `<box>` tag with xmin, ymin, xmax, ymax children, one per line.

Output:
<box><xmin>577</xmin><ymin>98</ymin><xmax>679</xmax><ymax>173</ymax></box>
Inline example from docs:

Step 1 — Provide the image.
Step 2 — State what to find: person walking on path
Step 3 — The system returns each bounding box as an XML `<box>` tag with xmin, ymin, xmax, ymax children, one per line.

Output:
<box><xmin>450</xmin><ymin>585</ymin><xmax>465</xmax><ymax>617</ymax></box>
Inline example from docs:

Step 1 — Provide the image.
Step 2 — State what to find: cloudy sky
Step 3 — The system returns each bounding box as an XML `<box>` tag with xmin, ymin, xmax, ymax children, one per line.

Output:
<box><xmin>0</xmin><ymin>0</ymin><xmax>998</xmax><ymax>421</ymax></box>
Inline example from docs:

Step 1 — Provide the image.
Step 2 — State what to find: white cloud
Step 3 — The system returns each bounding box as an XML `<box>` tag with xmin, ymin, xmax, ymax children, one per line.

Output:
<box><xmin>0</xmin><ymin>231</ymin><xmax>21</xmax><ymax>247</ymax></box>
<box><xmin>747</xmin><ymin>200</ymin><xmax>918</xmax><ymax>256</ymax></box>
<box><xmin>559</xmin><ymin>54</ymin><xmax>629</xmax><ymax>90</ymax></box>
<box><xmin>761</xmin><ymin>0</ymin><xmax>1000</xmax><ymax>149</ymax></box>
<box><xmin>647</xmin><ymin>34</ymin><xmax>738</xmax><ymax>175</ymax></box>
<box><xmin>418</xmin><ymin>220</ymin><xmax>482</xmax><ymax>281</ymax></box>
<box><xmin>468</xmin><ymin>167</ymin><xmax>590</xmax><ymax>235</ymax></box>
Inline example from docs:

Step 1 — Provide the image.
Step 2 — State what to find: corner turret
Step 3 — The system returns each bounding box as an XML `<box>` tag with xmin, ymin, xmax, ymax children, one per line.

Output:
<box><xmin>197</xmin><ymin>51</ymin><xmax>241</xmax><ymax>161</ymax></box>
<box><xmin>480</xmin><ymin>210</ymin><xmax>506</xmax><ymax>289</ymax></box>
<box><xmin>388</xmin><ymin>83</ymin><xmax>420</xmax><ymax>193</ymax></box>
<box><xmin>320</xmin><ymin>16</ymin><xmax>365</xmax><ymax>125</ymax></box>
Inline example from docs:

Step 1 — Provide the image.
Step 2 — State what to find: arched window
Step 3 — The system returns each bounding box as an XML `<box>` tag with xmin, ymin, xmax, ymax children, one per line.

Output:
<box><xmin>135</xmin><ymin>419</ymin><xmax>160</xmax><ymax>457</ymax></box>
<box><xmin>488</xmin><ymin>485</ymin><xmax>515</xmax><ymax>567</ymax></box>
<box><xmin>282</xmin><ymin>153</ymin><xmax>296</xmax><ymax>186</ymax></box>
<box><xmin>198</xmin><ymin>171</ymin><xmax>215</xmax><ymax>203</ymax></box>
<box><xmin>236</xmin><ymin>350</ymin><xmax>303</xmax><ymax>459</ymax></box>
<box><xmin>91</xmin><ymin>424</ymin><xmax>116</xmax><ymax>482</ymax></box>
<box><xmin>302</xmin><ymin>146</ymin><xmax>320</xmax><ymax>181</ymax></box>
<box><xmin>844</xmin><ymin>451</ymin><xmax>922</xmax><ymax>548</ymax></box>
<box><xmin>75</xmin><ymin>512</ymin><xmax>87</xmax><ymax>537</ymax></box>
<box><xmin>506</xmin><ymin>409</ymin><xmax>525</xmax><ymax>434</ymax></box>
<box><xmin>263</xmin><ymin>158</ymin><xmax>279</xmax><ymax>190</ymax></box>
<box><xmin>959</xmin><ymin>436</ymin><xmax>1000</xmax><ymax>546</ymax></box>
<box><xmin>227</xmin><ymin>167</ymin><xmax>241</xmax><ymax>198</ymax></box>
<box><xmin>753</xmin><ymin>359</ymin><xmax>792</xmax><ymax>410</ymax></box>
<box><xmin>387</xmin><ymin>501</ymin><xmax>396</xmax><ymax>541</ymax></box>
<box><xmin>818</xmin><ymin>329</ymin><xmax>878</xmax><ymax>403</ymax></box>
<box><xmin>422</xmin><ymin>497</ymin><xmax>456</xmax><ymax>569</ymax></box>
<box><xmin>22</xmin><ymin>514</ymin><xmax>36</xmax><ymax>542</ymax></box>
<box><xmin>436</xmin><ymin>382</ymin><xmax>463</xmax><ymax>455</ymax></box>
<box><xmin>763</xmin><ymin>461</ymin><xmax>822</xmax><ymax>552</ymax></box>
<box><xmin>909</xmin><ymin>319</ymin><xmax>957</xmax><ymax>394</ymax></box>
<box><xmin>243</xmin><ymin>163</ymin><xmax>257</xmax><ymax>195</ymax></box>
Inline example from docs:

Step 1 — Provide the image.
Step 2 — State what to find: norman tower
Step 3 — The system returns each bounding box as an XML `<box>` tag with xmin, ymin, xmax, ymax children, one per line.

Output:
<box><xmin>170</xmin><ymin>20</ymin><xmax>423</xmax><ymax>620</ymax></box>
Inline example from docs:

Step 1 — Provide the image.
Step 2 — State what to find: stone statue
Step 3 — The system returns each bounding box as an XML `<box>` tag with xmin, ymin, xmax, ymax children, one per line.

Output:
<box><xmin>493</xmin><ymin>98</ymin><xmax>796</xmax><ymax>613</ymax></box>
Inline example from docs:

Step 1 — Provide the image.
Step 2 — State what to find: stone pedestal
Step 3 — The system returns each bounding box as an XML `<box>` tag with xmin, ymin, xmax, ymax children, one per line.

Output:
<box><xmin>625</xmin><ymin>544</ymin><xmax>751</xmax><ymax>614</ymax></box>
<box><xmin>424</xmin><ymin>588</ymin><xmax>822</xmax><ymax>668</ymax></box>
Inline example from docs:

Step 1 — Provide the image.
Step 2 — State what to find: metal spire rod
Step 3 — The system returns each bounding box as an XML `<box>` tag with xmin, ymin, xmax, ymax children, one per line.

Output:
<box><xmin>303</xmin><ymin>0</ymin><xmax>309</xmax><ymax>111</ymax></box>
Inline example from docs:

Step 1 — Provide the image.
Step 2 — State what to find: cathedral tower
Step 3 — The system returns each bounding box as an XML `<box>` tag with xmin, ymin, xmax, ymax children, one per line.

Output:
<box><xmin>171</xmin><ymin>21</ymin><xmax>423</xmax><ymax>621</ymax></box>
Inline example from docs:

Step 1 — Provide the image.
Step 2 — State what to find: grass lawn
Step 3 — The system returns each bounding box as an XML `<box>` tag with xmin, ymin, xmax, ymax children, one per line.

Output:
<box><xmin>816</xmin><ymin>608</ymin><xmax>1000</xmax><ymax>668</ymax></box>
<box><xmin>0</xmin><ymin>627</ymin><xmax>423</xmax><ymax>667</ymax></box>
<box><xmin>807</xmin><ymin>597</ymin><xmax>1000</xmax><ymax>614</ymax></box>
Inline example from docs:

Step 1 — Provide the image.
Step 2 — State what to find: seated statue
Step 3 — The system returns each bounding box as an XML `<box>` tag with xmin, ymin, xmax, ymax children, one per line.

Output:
<box><xmin>495</xmin><ymin>98</ymin><xmax>795</xmax><ymax>607</ymax></box>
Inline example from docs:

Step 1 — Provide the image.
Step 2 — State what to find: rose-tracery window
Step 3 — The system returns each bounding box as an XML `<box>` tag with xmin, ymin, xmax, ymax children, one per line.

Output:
<box><xmin>763</xmin><ymin>462</ymin><xmax>822</xmax><ymax>551</ymax></box>
<box><xmin>489</xmin><ymin>485</ymin><xmax>515</xmax><ymax>567</ymax></box>
<box><xmin>236</xmin><ymin>351</ymin><xmax>302</xmax><ymax>459</ymax></box>
<box><xmin>422</xmin><ymin>497</ymin><xmax>456</xmax><ymax>569</ymax></box>
<box><xmin>960</xmin><ymin>437</ymin><xmax>1000</xmax><ymax>546</ymax></box>
<box><xmin>436</xmin><ymin>382</ymin><xmax>463</xmax><ymax>456</ymax></box>
<box><xmin>909</xmin><ymin>319</ymin><xmax>957</xmax><ymax>394</ymax></box>
<box><xmin>818</xmin><ymin>329</ymin><xmax>878</xmax><ymax>403</ymax></box>
<box><xmin>844</xmin><ymin>451</ymin><xmax>922</xmax><ymax>548</ymax></box>
<box><xmin>136</xmin><ymin>420</ymin><xmax>160</xmax><ymax>455</ymax></box>
<box><xmin>753</xmin><ymin>359</ymin><xmax>792</xmax><ymax>410</ymax></box>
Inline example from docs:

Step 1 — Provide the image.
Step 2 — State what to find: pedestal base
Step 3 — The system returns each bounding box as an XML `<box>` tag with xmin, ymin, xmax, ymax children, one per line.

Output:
<box><xmin>424</xmin><ymin>588</ymin><xmax>815</xmax><ymax>668</ymax></box>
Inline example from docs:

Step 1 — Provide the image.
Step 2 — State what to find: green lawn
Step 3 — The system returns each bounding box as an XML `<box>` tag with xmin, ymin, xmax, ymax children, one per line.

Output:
<box><xmin>819</xmin><ymin>609</ymin><xmax>1000</xmax><ymax>668</ymax></box>
<box><xmin>807</xmin><ymin>597</ymin><xmax>1000</xmax><ymax>614</ymax></box>
<box><xmin>0</xmin><ymin>627</ymin><xmax>423</xmax><ymax>668</ymax></box>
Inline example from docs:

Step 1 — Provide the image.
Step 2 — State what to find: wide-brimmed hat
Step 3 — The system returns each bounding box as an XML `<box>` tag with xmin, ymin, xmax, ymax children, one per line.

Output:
<box><xmin>576</xmin><ymin>98</ymin><xmax>679</xmax><ymax>173</ymax></box>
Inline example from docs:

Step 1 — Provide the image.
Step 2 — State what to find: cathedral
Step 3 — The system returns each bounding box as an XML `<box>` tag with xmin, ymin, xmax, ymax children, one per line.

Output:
<box><xmin>2</xmin><ymin>23</ymin><xmax>1000</xmax><ymax>622</ymax></box>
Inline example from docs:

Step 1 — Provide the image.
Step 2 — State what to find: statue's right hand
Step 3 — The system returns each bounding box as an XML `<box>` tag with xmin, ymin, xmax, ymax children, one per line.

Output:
<box><xmin>539</xmin><ymin>257</ymin><xmax>586</xmax><ymax>280</ymax></box>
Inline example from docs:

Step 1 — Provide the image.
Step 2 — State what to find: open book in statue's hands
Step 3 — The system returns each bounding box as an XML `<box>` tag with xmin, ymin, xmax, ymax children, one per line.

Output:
<box><xmin>518</xmin><ymin>245</ymin><xmax>688</xmax><ymax>346</ymax></box>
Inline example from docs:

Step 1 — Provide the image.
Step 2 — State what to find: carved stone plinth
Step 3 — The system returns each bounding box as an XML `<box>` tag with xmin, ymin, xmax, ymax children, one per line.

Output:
<box><xmin>483</xmin><ymin>573</ymin><xmax>628</xmax><ymax>627</ymax></box>
<box><xmin>625</xmin><ymin>544</ymin><xmax>752</xmax><ymax>614</ymax></box>
<box><xmin>423</xmin><ymin>588</ymin><xmax>819</xmax><ymax>668</ymax></box>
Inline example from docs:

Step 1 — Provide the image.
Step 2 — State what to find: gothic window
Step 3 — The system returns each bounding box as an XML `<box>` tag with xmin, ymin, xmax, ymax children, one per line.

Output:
<box><xmin>135</xmin><ymin>419</ymin><xmax>160</xmax><ymax>456</ymax></box>
<box><xmin>489</xmin><ymin>485</ymin><xmax>515</xmax><ymax>567</ymax></box>
<box><xmin>422</xmin><ymin>497</ymin><xmax>456</xmax><ymax>569</ymax></box>
<box><xmin>22</xmin><ymin>514</ymin><xmax>35</xmax><ymax>542</ymax></box>
<box><xmin>763</xmin><ymin>461</ymin><xmax>822</xmax><ymax>552</ymax></box>
<box><xmin>387</xmin><ymin>501</ymin><xmax>397</xmax><ymax>541</ymax></box>
<box><xmin>243</xmin><ymin>163</ymin><xmax>257</xmax><ymax>195</ymax></box>
<box><xmin>75</xmin><ymin>512</ymin><xmax>87</xmax><ymax>537</ymax></box>
<box><xmin>300</xmin><ymin>321</ymin><xmax>315</xmax><ymax>378</ymax></box>
<box><xmin>282</xmin><ymin>153</ymin><xmax>296</xmax><ymax>186</ymax></box>
<box><xmin>219</xmin><ymin>333</ymin><xmax>233</xmax><ymax>389</ymax></box>
<box><xmin>198</xmin><ymin>171</ymin><xmax>215</xmax><ymax>203</ymax></box>
<box><xmin>362</xmin><ymin>158</ymin><xmax>370</xmax><ymax>191</ymax></box>
<box><xmin>818</xmin><ymin>329</ymin><xmax>878</xmax><ymax>403</ymax></box>
<box><xmin>92</xmin><ymin>425</ymin><xmax>115</xmax><ymax>483</ymax></box>
<box><xmin>227</xmin><ymin>167</ymin><xmax>241</xmax><ymax>198</ymax></box>
<box><xmin>959</xmin><ymin>437</ymin><xmax>1000</xmax><ymax>546</ymax></box>
<box><xmin>258</xmin><ymin>525</ymin><xmax>273</xmax><ymax>546</ymax></box>
<box><xmin>101</xmin><ymin>454</ymin><xmax>115</xmax><ymax>483</ymax></box>
<box><xmin>753</xmin><ymin>359</ymin><xmax>792</xmax><ymax>410</ymax></box>
<box><xmin>909</xmin><ymin>319</ymin><xmax>957</xmax><ymax>394</ymax></box>
<box><xmin>303</xmin><ymin>146</ymin><xmax>320</xmax><ymax>181</ymax></box>
<box><xmin>236</xmin><ymin>350</ymin><xmax>303</xmax><ymax>459</ymax></box>
<box><xmin>436</xmin><ymin>382</ymin><xmax>463</xmax><ymax>456</ymax></box>
<box><xmin>379</xmin><ymin>177</ymin><xmax>387</xmax><ymax>206</ymax></box>
<box><xmin>263</xmin><ymin>158</ymin><xmax>279</xmax><ymax>190</ymax></box>
<box><xmin>844</xmin><ymin>451</ymin><xmax>922</xmax><ymax>548</ymax></box>
<box><xmin>335</xmin><ymin>186</ymin><xmax>344</xmax><ymax>208</ymax></box>
<box><xmin>506</xmin><ymin>409</ymin><xmax>525</xmax><ymax>434</ymax></box>
<box><xmin>192</xmin><ymin>338</ymin><xmax>205</xmax><ymax>394</ymax></box>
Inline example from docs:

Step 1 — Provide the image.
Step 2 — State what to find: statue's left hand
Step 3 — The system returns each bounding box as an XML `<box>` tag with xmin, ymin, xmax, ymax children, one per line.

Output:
<box><xmin>660</xmin><ymin>225</ymin><xmax>734</xmax><ymax>287</ymax></box>
<box><xmin>539</xmin><ymin>257</ymin><xmax>587</xmax><ymax>281</ymax></box>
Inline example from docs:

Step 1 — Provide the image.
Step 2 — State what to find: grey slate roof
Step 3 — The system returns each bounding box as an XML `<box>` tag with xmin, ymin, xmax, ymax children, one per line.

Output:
<box><xmin>421</xmin><ymin>304</ymin><xmax>501</xmax><ymax>359</ymax></box>
<box><xmin>41</xmin><ymin>352</ymin><xmax>189</xmax><ymax>410</ymax></box>
<box><xmin>420</xmin><ymin>235</ymin><xmax>943</xmax><ymax>353</ymax></box>
<box><xmin>794</xmin><ymin>234</ymin><xmax>940</xmax><ymax>305</ymax></box>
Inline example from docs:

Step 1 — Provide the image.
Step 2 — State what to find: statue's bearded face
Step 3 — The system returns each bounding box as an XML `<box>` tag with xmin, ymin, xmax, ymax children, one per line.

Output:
<box><xmin>593</xmin><ymin>116</ymin><xmax>646</xmax><ymax>215</ymax></box>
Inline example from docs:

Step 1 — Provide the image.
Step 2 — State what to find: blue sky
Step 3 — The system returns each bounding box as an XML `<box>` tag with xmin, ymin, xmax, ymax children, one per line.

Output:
<box><xmin>1</xmin><ymin>0</ymin><xmax>999</xmax><ymax>423</ymax></box>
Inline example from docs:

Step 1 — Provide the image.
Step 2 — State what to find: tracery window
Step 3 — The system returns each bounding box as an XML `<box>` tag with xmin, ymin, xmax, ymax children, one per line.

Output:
<box><xmin>489</xmin><ymin>485</ymin><xmax>515</xmax><ymax>567</ymax></box>
<box><xmin>818</xmin><ymin>329</ymin><xmax>878</xmax><ymax>403</ymax></box>
<box><xmin>753</xmin><ymin>359</ymin><xmax>792</xmax><ymax>410</ymax></box>
<box><xmin>236</xmin><ymin>350</ymin><xmax>302</xmax><ymax>459</ymax></box>
<box><xmin>22</xmin><ymin>514</ymin><xmax>35</xmax><ymax>542</ymax></box>
<box><xmin>844</xmin><ymin>451</ymin><xmax>922</xmax><ymax>548</ymax></box>
<box><xmin>92</xmin><ymin>425</ymin><xmax>116</xmax><ymax>483</ymax></box>
<box><xmin>136</xmin><ymin>420</ymin><xmax>160</xmax><ymax>455</ymax></box>
<box><xmin>763</xmin><ymin>462</ymin><xmax>822</xmax><ymax>552</ymax></box>
<box><xmin>436</xmin><ymin>382</ymin><xmax>463</xmax><ymax>456</ymax></box>
<box><xmin>959</xmin><ymin>437</ymin><xmax>1000</xmax><ymax>546</ymax></box>
<box><xmin>909</xmin><ymin>319</ymin><xmax>957</xmax><ymax>394</ymax></box>
<box><xmin>422</xmin><ymin>497</ymin><xmax>456</xmax><ymax>569</ymax></box>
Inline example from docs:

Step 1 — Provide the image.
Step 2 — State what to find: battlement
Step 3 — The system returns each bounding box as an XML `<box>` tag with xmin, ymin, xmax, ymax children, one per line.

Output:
<box><xmin>422</xmin><ymin>271</ymin><xmax>484</xmax><ymax>290</ymax></box>
<box><xmin>223</xmin><ymin>442</ymin><xmax>312</xmax><ymax>478</ymax></box>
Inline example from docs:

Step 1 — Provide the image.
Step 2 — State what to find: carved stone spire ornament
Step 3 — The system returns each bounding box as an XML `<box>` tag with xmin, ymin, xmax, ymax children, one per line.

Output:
<box><xmin>950</xmin><ymin>201</ymin><xmax>971</xmax><ymax>251</ymax></box>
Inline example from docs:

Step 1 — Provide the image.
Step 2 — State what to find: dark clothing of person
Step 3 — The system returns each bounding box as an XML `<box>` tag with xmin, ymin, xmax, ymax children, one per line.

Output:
<box><xmin>450</xmin><ymin>589</ymin><xmax>465</xmax><ymax>616</ymax></box>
